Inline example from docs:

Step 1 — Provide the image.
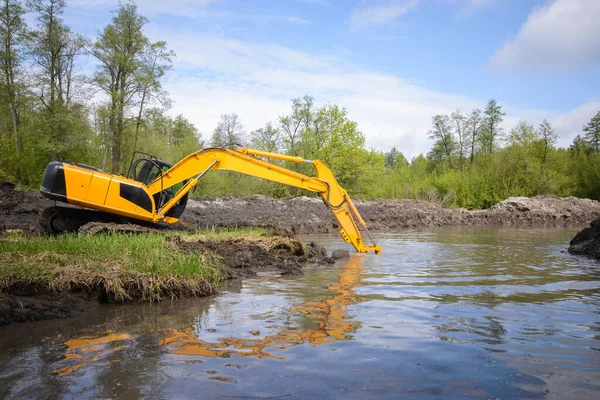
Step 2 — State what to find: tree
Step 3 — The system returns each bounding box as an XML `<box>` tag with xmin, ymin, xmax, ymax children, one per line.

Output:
<box><xmin>210</xmin><ymin>113</ymin><xmax>245</xmax><ymax>148</ymax></box>
<box><xmin>250</xmin><ymin>122</ymin><xmax>280</xmax><ymax>153</ymax></box>
<box><xmin>466</xmin><ymin>108</ymin><xmax>482</xmax><ymax>164</ymax></box>
<box><xmin>0</xmin><ymin>0</ymin><xmax>27</xmax><ymax>184</ymax></box>
<box><xmin>91</xmin><ymin>2</ymin><xmax>162</xmax><ymax>173</ymax></box>
<box><xmin>427</xmin><ymin>114</ymin><xmax>455</xmax><ymax>168</ymax></box>
<box><xmin>28</xmin><ymin>0</ymin><xmax>78</xmax><ymax>159</ymax></box>
<box><xmin>481</xmin><ymin>99</ymin><xmax>505</xmax><ymax>154</ymax></box>
<box><xmin>132</xmin><ymin>41</ymin><xmax>174</xmax><ymax>148</ymax></box>
<box><xmin>279</xmin><ymin>95</ymin><xmax>313</xmax><ymax>155</ymax></box>
<box><xmin>451</xmin><ymin>110</ymin><xmax>466</xmax><ymax>170</ymax></box>
<box><xmin>583</xmin><ymin>111</ymin><xmax>600</xmax><ymax>153</ymax></box>
<box><xmin>385</xmin><ymin>146</ymin><xmax>400</xmax><ymax>170</ymax></box>
<box><xmin>508</xmin><ymin>121</ymin><xmax>537</xmax><ymax>146</ymax></box>
<box><xmin>537</xmin><ymin>119</ymin><xmax>557</xmax><ymax>163</ymax></box>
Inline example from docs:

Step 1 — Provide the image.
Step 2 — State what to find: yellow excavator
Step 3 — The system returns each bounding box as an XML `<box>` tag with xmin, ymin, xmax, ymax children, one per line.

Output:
<box><xmin>39</xmin><ymin>148</ymin><xmax>381</xmax><ymax>254</ymax></box>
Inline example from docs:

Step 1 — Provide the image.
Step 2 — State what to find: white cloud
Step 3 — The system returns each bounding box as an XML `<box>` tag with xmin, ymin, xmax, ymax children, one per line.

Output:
<box><xmin>552</xmin><ymin>101</ymin><xmax>600</xmax><ymax>147</ymax></box>
<box><xmin>149</xmin><ymin>29</ymin><xmax>487</xmax><ymax>158</ymax></box>
<box><xmin>349</xmin><ymin>0</ymin><xmax>420</xmax><ymax>30</ymax></box>
<box><xmin>489</xmin><ymin>0</ymin><xmax>600</xmax><ymax>71</ymax></box>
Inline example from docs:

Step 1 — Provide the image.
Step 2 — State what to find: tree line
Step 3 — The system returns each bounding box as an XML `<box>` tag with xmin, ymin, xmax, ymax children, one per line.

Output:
<box><xmin>1</xmin><ymin>0</ymin><xmax>599</xmax><ymax>208</ymax></box>
<box><xmin>0</xmin><ymin>0</ymin><xmax>198</xmax><ymax>186</ymax></box>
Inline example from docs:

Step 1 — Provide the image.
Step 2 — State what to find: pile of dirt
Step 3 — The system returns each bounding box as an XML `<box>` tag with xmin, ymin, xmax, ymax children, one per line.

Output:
<box><xmin>171</xmin><ymin>236</ymin><xmax>334</xmax><ymax>278</ymax></box>
<box><xmin>568</xmin><ymin>219</ymin><xmax>600</xmax><ymax>259</ymax></box>
<box><xmin>180</xmin><ymin>195</ymin><xmax>600</xmax><ymax>235</ymax></box>
<box><xmin>2</xmin><ymin>182</ymin><xmax>600</xmax><ymax>235</ymax></box>
<box><xmin>0</xmin><ymin>182</ymin><xmax>52</xmax><ymax>234</ymax></box>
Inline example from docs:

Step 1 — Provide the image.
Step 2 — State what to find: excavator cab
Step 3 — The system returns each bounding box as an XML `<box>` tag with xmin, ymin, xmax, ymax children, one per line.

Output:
<box><xmin>128</xmin><ymin>153</ymin><xmax>189</xmax><ymax>219</ymax></box>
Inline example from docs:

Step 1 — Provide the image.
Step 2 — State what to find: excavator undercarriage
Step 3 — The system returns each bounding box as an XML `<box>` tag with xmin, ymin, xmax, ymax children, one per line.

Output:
<box><xmin>39</xmin><ymin>148</ymin><xmax>381</xmax><ymax>253</ymax></box>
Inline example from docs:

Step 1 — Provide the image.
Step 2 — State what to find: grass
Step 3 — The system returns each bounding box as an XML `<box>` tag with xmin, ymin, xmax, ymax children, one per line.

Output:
<box><xmin>0</xmin><ymin>228</ymin><xmax>267</xmax><ymax>302</ymax></box>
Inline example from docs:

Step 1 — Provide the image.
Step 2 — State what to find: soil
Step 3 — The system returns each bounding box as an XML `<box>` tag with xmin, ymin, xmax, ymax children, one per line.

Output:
<box><xmin>180</xmin><ymin>195</ymin><xmax>600</xmax><ymax>234</ymax></box>
<box><xmin>0</xmin><ymin>287</ymin><xmax>98</xmax><ymax>326</ymax></box>
<box><xmin>3</xmin><ymin>182</ymin><xmax>600</xmax><ymax>236</ymax></box>
<box><xmin>568</xmin><ymin>218</ymin><xmax>600</xmax><ymax>260</ymax></box>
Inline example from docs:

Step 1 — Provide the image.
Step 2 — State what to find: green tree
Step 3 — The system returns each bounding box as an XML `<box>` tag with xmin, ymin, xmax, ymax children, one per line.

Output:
<box><xmin>0</xmin><ymin>0</ymin><xmax>27</xmax><ymax>184</ymax></box>
<box><xmin>28</xmin><ymin>0</ymin><xmax>87</xmax><ymax>160</ymax></box>
<box><xmin>466</xmin><ymin>108</ymin><xmax>482</xmax><ymax>164</ymax></box>
<box><xmin>91</xmin><ymin>2</ymin><xmax>164</xmax><ymax>173</ymax></box>
<box><xmin>250</xmin><ymin>122</ymin><xmax>280</xmax><ymax>153</ymax></box>
<box><xmin>507</xmin><ymin>121</ymin><xmax>537</xmax><ymax>146</ymax></box>
<box><xmin>583</xmin><ymin>111</ymin><xmax>600</xmax><ymax>152</ymax></box>
<box><xmin>279</xmin><ymin>95</ymin><xmax>312</xmax><ymax>155</ymax></box>
<box><xmin>385</xmin><ymin>146</ymin><xmax>400</xmax><ymax>170</ymax></box>
<box><xmin>537</xmin><ymin>119</ymin><xmax>557</xmax><ymax>163</ymax></box>
<box><xmin>481</xmin><ymin>99</ymin><xmax>505</xmax><ymax>154</ymax></box>
<box><xmin>451</xmin><ymin>110</ymin><xmax>466</xmax><ymax>170</ymax></box>
<box><xmin>427</xmin><ymin>114</ymin><xmax>455</xmax><ymax>168</ymax></box>
<box><xmin>132</xmin><ymin>41</ymin><xmax>174</xmax><ymax>148</ymax></box>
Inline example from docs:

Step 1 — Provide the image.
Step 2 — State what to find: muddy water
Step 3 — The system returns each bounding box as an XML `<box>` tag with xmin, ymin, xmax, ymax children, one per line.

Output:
<box><xmin>1</xmin><ymin>227</ymin><xmax>599</xmax><ymax>399</ymax></box>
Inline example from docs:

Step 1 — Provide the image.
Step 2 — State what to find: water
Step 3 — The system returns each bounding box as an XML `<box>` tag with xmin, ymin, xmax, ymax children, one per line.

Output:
<box><xmin>1</xmin><ymin>227</ymin><xmax>599</xmax><ymax>399</ymax></box>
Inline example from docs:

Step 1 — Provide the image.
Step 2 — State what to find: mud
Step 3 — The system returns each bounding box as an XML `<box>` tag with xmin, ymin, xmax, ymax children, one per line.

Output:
<box><xmin>180</xmin><ymin>194</ymin><xmax>600</xmax><ymax>234</ymax></box>
<box><xmin>0</xmin><ymin>182</ymin><xmax>53</xmax><ymax>234</ymax></box>
<box><xmin>0</xmin><ymin>287</ymin><xmax>98</xmax><ymax>326</ymax></box>
<box><xmin>171</xmin><ymin>237</ymin><xmax>333</xmax><ymax>279</ymax></box>
<box><xmin>568</xmin><ymin>218</ymin><xmax>600</xmax><ymax>260</ymax></box>
<box><xmin>2</xmin><ymin>182</ymin><xmax>600</xmax><ymax>235</ymax></box>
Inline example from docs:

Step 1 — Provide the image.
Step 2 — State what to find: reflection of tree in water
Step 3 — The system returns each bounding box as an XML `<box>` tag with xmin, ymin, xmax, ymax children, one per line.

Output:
<box><xmin>160</xmin><ymin>255</ymin><xmax>365</xmax><ymax>359</ymax></box>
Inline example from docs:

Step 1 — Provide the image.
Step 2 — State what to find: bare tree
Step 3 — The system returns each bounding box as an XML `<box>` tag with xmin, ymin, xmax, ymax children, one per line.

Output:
<box><xmin>210</xmin><ymin>113</ymin><xmax>245</xmax><ymax>149</ymax></box>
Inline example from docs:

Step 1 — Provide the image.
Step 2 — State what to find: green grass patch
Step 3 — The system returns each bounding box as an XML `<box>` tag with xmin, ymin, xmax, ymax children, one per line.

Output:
<box><xmin>0</xmin><ymin>230</ymin><xmax>252</xmax><ymax>302</ymax></box>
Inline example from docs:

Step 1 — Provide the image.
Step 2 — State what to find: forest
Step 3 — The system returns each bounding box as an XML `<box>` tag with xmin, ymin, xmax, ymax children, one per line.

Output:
<box><xmin>0</xmin><ymin>0</ymin><xmax>599</xmax><ymax>209</ymax></box>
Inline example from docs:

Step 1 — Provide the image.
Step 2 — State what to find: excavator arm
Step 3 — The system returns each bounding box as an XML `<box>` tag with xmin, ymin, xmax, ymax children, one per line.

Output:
<box><xmin>146</xmin><ymin>148</ymin><xmax>380</xmax><ymax>254</ymax></box>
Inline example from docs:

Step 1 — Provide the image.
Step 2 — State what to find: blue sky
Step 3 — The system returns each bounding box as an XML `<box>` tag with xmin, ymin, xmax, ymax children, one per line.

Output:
<box><xmin>64</xmin><ymin>0</ymin><xmax>600</xmax><ymax>158</ymax></box>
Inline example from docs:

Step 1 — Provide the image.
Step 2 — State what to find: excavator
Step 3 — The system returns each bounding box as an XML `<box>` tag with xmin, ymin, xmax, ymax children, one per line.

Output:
<box><xmin>39</xmin><ymin>148</ymin><xmax>381</xmax><ymax>254</ymax></box>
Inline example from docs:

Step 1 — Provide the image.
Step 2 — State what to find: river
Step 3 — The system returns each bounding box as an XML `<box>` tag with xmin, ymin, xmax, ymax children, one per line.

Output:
<box><xmin>1</xmin><ymin>227</ymin><xmax>599</xmax><ymax>399</ymax></box>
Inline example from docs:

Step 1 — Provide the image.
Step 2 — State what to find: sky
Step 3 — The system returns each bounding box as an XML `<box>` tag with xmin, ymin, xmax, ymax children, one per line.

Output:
<box><xmin>63</xmin><ymin>0</ymin><xmax>600</xmax><ymax>159</ymax></box>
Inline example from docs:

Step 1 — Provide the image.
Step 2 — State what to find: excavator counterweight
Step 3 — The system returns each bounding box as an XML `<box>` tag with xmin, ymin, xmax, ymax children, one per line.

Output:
<box><xmin>40</xmin><ymin>148</ymin><xmax>381</xmax><ymax>254</ymax></box>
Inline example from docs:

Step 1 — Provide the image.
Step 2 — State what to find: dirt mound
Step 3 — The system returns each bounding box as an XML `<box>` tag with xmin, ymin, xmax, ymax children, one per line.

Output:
<box><xmin>0</xmin><ymin>182</ymin><xmax>53</xmax><ymax>234</ymax></box>
<box><xmin>180</xmin><ymin>195</ymin><xmax>600</xmax><ymax>234</ymax></box>
<box><xmin>2</xmin><ymin>183</ymin><xmax>600</xmax><ymax>235</ymax></box>
<box><xmin>568</xmin><ymin>219</ymin><xmax>600</xmax><ymax>259</ymax></box>
<box><xmin>171</xmin><ymin>236</ymin><xmax>333</xmax><ymax>278</ymax></box>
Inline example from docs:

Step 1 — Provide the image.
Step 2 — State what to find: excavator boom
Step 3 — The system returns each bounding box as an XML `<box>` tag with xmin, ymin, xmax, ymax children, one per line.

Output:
<box><xmin>40</xmin><ymin>148</ymin><xmax>381</xmax><ymax>254</ymax></box>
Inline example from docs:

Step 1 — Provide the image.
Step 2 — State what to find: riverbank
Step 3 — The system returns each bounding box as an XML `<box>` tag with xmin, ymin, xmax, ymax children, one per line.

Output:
<box><xmin>0</xmin><ymin>230</ymin><xmax>332</xmax><ymax>326</ymax></box>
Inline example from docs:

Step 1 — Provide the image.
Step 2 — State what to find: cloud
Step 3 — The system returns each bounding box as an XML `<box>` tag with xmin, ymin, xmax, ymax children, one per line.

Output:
<box><xmin>552</xmin><ymin>101</ymin><xmax>600</xmax><ymax>147</ymax></box>
<box><xmin>149</xmin><ymin>28</ymin><xmax>489</xmax><ymax>158</ymax></box>
<box><xmin>349</xmin><ymin>0</ymin><xmax>419</xmax><ymax>30</ymax></box>
<box><xmin>489</xmin><ymin>0</ymin><xmax>600</xmax><ymax>71</ymax></box>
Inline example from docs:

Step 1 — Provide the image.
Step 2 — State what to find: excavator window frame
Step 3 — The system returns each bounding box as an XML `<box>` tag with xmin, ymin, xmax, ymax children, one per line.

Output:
<box><xmin>127</xmin><ymin>151</ymin><xmax>189</xmax><ymax>216</ymax></box>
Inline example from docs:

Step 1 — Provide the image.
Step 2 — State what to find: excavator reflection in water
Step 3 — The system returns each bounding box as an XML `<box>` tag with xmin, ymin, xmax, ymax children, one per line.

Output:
<box><xmin>54</xmin><ymin>256</ymin><xmax>366</xmax><ymax>375</ymax></box>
